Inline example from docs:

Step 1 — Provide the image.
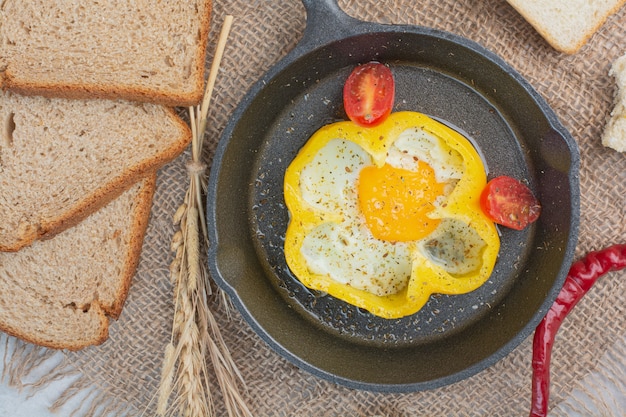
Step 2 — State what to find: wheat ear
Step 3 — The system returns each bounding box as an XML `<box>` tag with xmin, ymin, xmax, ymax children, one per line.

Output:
<box><xmin>156</xmin><ymin>15</ymin><xmax>251</xmax><ymax>417</ymax></box>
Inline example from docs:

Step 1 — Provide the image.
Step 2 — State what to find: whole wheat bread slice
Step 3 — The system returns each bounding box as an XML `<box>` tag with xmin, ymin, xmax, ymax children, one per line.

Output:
<box><xmin>0</xmin><ymin>174</ymin><xmax>156</xmax><ymax>350</ymax></box>
<box><xmin>506</xmin><ymin>0</ymin><xmax>625</xmax><ymax>54</ymax></box>
<box><xmin>0</xmin><ymin>0</ymin><xmax>212</xmax><ymax>106</ymax></box>
<box><xmin>0</xmin><ymin>90</ymin><xmax>190</xmax><ymax>252</ymax></box>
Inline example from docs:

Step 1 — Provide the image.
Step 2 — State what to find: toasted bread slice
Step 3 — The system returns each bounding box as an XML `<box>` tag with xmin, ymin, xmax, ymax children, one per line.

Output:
<box><xmin>0</xmin><ymin>0</ymin><xmax>212</xmax><ymax>106</ymax></box>
<box><xmin>0</xmin><ymin>90</ymin><xmax>190</xmax><ymax>252</ymax></box>
<box><xmin>0</xmin><ymin>175</ymin><xmax>156</xmax><ymax>350</ymax></box>
<box><xmin>506</xmin><ymin>0</ymin><xmax>625</xmax><ymax>53</ymax></box>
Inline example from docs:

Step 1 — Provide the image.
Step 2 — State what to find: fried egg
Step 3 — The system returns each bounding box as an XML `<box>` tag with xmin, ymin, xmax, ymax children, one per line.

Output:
<box><xmin>284</xmin><ymin>111</ymin><xmax>500</xmax><ymax>318</ymax></box>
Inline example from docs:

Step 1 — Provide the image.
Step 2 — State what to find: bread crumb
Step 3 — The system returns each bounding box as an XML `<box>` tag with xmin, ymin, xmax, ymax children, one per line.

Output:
<box><xmin>602</xmin><ymin>54</ymin><xmax>626</xmax><ymax>152</ymax></box>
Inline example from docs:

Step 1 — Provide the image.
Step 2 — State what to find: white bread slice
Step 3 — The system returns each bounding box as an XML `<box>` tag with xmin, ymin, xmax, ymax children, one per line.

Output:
<box><xmin>0</xmin><ymin>90</ymin><xmax>191</xmax><ymax>252</ymax></box>
<box><xmin>0</xmin><ymin>174</ymin><xmax>156</xmax><ymax>350</ymax></box>
<box><xmin>506</xmin><ymin>0</ymin><xmax>626</xmax><ymax>54</ymax></box>
<box><xmin>602</xmin><ymin>54</ymin><xmax>626</xmax><ymax>151</ymax></box>
<box><xmin>0</xmin><ymin>0</ymin><xmax>212</xmax><ymax>106</ymax></box>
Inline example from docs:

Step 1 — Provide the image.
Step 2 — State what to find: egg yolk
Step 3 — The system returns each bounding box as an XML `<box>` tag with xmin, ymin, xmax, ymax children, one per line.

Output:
<box><xmin>358</xmin><ymin>162</ymin><xmax>446</xmax><ymax>242</ymax></box>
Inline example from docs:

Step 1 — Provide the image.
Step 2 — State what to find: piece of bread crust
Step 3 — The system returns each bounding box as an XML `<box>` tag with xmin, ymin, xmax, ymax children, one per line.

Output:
<box><xmin>602</xmin><ymin>54</ymin><xmax>626</xmax><ymax>151</ymax></box>
<box><xmin>0</xmin><ymin>0</ymin><xmax>212</xmax><ymax>106</ymax></box>
<box><xmin>0</xmin><ymin>174</ymin><xmax>156</xmax><ymax>350</ymax></box>
<box><xmin>0</xmin><ymin>90</ymin><xmax>191</xmax><ymax>252</ymax></box>
<box><xmin>506</xmin><ymin>0</ymin><xmax>626</xmax><ymax>54</ymax></box>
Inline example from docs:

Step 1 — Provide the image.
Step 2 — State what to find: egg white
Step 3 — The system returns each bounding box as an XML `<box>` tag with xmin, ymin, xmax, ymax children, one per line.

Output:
<box><xmin>386</xmin><ymin>127</ymin><xmax>464</xmax><ymax>183</ymax></box>
<box><xmin>301</xmin><ymin>220</ymin><xmax>412</xmax><ymax>296</ymax></box>
<box><xmin>299</xmin><ymin>138</ymin><xmax>369</xmax><ymax>216</ymax></box>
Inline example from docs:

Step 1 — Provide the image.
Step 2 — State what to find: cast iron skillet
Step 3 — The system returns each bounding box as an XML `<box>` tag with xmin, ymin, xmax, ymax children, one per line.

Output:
<box><xmin>207</xmin><ymin>0</ymin><xmax>580</xmax><ymax>392</ymax></box>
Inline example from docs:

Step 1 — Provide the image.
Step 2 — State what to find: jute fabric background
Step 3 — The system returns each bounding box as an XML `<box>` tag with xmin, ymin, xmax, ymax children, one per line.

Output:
<box><xmin>2</xmin><ymin>0</ymin><xmax>625</xmax><ymax>416</ymax></box>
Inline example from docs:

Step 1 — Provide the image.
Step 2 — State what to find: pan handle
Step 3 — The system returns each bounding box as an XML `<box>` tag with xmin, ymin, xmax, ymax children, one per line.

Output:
<box><xmin>297</xmin><ymin>0</ymin><xmax>364</xmax><ymax>51</ymax></box>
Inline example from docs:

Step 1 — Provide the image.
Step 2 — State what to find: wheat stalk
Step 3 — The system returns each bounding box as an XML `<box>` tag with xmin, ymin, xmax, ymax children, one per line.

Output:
<box><xmin>156</xmin><ymin>15</ymin><xmax>252</xmax><ymax>417</ymax></box>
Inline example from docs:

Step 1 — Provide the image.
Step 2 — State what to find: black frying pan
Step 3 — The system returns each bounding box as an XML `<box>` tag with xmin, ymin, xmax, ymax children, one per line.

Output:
<box><xmin>207</xmin><ymin>0</ymin><xmax>580</xmax><ymax>392</ymax></box>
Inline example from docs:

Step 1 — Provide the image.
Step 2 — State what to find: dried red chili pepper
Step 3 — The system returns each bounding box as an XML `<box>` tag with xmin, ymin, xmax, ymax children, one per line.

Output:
<box><xmin>529</xmin><ymin>244</ymin><xmax>626</xmax><ymax>417</ymax></box>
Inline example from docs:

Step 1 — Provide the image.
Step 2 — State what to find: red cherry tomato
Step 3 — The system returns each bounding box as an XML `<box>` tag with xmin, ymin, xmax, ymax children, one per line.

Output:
<box><xmin>343</xmin><ymin>62</ymin><xmax>395</xmax><ymax>127</ymax></box>
<box><xmin>480</xmin><ymin>176</ymin><xmax>541</xmax><ymax>230</ymax></box>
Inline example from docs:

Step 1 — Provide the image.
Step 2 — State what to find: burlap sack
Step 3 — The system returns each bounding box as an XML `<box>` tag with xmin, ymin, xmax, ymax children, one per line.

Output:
<box><xmin>2</xmin><ymin>0</ymin><xmax>625</xmax><ymax>416</ymax></box>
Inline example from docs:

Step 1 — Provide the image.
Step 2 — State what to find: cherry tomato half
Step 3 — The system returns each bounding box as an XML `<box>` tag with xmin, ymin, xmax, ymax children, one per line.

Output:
<box><xmin>343</xmin><ymin>62</ymin><xmax>395</xmax><ymax>127</ymax></box>
<box><xmin>480</xmin><ymin>176</ymin><xmax>541</xmax><ymax>230</ymax></box>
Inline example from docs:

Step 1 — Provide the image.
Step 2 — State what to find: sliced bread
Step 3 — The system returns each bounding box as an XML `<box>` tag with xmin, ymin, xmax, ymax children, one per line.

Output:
<box><xmin>0</xmin><ymin>0</ymin><xmax>212</xmax><ymax>106</ymax></box>
<box><xmin>0</xmin><ymin>90</ymin><xmax>191</xmax><ymax>252</ymax></box>
<box><xmin>602</xmin><ymin>54</ymin><xmax>626</xmax><ymax>151</ymax></box>
<box><xmin>0</xmin><ymin>174</ymin><xmax>156</xmax><ymax>350</ymax></box>
<box><xmin>506</xmin><ymin>0</ymin><xmax>625</xmax><ymax>54</ymax></box>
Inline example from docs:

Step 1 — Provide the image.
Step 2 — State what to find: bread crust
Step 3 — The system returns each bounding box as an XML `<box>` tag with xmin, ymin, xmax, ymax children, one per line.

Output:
<box><xmin>0</xmin><ymin>0</ymin><xmax>212</xmax><ymax>106</ymax></box>
<box><xmin>107</xmin><ymin>174</ymin><xmax>157</xmax><ymax>319</ymax></box>
<box><xmin>1</xmin><ymin>77</ymin><xmax>206</xmax><ymax>108</ymax></box>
